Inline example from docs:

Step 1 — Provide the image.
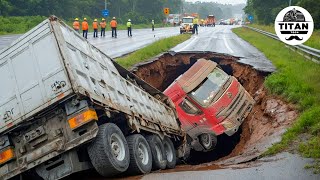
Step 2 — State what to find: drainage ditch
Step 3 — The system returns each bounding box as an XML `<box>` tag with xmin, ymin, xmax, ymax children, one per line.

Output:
<box><xmin>131</xmin><ymin>52</ymin><xmax>298</xmax><ymax>168</ymax></box>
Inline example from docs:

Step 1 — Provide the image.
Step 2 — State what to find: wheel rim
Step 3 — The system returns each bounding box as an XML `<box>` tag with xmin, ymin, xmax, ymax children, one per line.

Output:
<box><xmin>201</xmin><ymin>134</ymin><xmax>211</xmax><ymax>148</ymax></box>
<box><xmin>110</xmin><ymin>133</ymin><xmax>125</xmax><ymax>161</ymax></box>
<box><xmin>138</xmin><ymin>142</ymin><xmax>149</xmax><ymax>165</ymax></box>
<box><xmin>155</xmin><ymin>144</ymin><xmax>163</xmax><ymax>162</ymax></box>
<box><xmin>164</xmin><ymin>142</ymin><xmax>173</xmax><ymax>162</ymax></box>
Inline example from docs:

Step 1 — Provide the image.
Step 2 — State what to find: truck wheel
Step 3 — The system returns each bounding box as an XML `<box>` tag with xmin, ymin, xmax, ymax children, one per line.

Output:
<box><xmin>87</xmin><ymin>123</ymin><xmax>129</xmax><ymax>177</ymax></box>
<box><xmin>200</xmin><ymin>133</ymin><xmax>217</xmax><ymax>151</ymax></box>
<box><xmin>163</xmin><ymin>137</ymin><xmax>176</xmax><ymax>169</ymax></box>
<box><xmin>146</xmin><ymin>135</ymin><xmax>167</xmax><ymax>170</ymax></box>
<box><xmin>126</xmin><ymin>134</ymin><xmax>152</xmax><ymax>175</ymax></box>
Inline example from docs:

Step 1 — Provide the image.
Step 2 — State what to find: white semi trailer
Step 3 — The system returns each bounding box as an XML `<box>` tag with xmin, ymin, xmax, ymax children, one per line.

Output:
<box><xmin>0</xmin><ymin>16</ymin><xmax>185</xmax><ymax>180</ymax></box>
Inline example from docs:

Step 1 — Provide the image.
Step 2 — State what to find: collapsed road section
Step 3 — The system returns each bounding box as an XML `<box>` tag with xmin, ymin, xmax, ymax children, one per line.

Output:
<box><xmin>131</xmin><ymin>52</ymin><xmax>298</xmax><ymax>167</ymax></box>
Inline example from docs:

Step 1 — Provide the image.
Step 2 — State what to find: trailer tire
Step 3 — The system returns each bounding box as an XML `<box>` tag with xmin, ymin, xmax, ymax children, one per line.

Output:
<box><xmin>146</xmin><ymin>135</ymin><xmax>167</xmax><ymax>170</ymax></box>
<box><xmin>163</xmin><ymin>137</ymin><xmax>176</xmax><ymax>169</ymax></box>
<box><xmin>87</xmin><ymin>123</ymin><xmax>129</xmax><ymax>177</ymax></box>
<box><xmin>126</xmin><ymin>134</ymin><xmax>152</xmax><ymax>175</ymax></box>
<box><xmin>200</xmin><ymin>133</ymin><xmax>217</xmax><ymax>151</ymax></box>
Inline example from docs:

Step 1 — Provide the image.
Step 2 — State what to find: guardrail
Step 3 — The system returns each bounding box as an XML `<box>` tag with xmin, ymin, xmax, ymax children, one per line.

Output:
<box><xmin>243</xmin><ymin>26</ymin><xmax>320</xmax><ymax>64</ymax></box>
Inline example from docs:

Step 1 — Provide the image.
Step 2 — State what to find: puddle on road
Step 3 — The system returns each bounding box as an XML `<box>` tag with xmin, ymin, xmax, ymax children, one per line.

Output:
<box><xmin>131</xmin><ymin>52</ymin><xmax>298</xmax><ymax>171</ymax></box>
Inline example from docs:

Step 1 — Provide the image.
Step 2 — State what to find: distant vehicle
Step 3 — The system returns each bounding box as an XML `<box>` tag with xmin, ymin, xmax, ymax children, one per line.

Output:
<box><xmin>200</xmin><ymin>19</ymin><xmax>205</xmax><ymax>27</ymax></box>
<box><xmin>180</xmin><ymin>16</ymin><xmax>195</xmax><ymax>34</ymax></box>
<box><xmin>206</xmin><ymin>15</ymin><xmax>216</xmax><ymax>27</ymax></box>
<box><xmin>168</xmin><ymin>14</ymin><xmax>181</xmax><ymax>26</ymax></box>
<box><xmin>164</xmin><ymin>59</ymin><xmax>255</xmax><ymax>152</ymax></box>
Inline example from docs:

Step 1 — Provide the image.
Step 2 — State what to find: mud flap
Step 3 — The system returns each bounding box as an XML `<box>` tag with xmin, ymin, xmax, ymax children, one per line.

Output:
<box><xmin>36</xmin><ymin>149</ymin><xmax>91</xmax><ymax>180</ymax></box>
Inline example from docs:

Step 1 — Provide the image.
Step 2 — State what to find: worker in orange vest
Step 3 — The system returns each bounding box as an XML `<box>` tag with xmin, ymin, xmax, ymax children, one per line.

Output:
<box><xmin>110</xmin><ymin>17</ymin><xmax>118</xmax><ymax>38</ymax></box>
<box><xmin>100</xmin><ymin>18</ymin><xmax>106</xmax><ymax>37</ymax></box>
<box><xmin>82</xmin><ymin>18</ymin><xmax>89</xmax><ymax>39</ymax></box>
<box><xmin>73</xmin><ymin>18</ymin><xmax>80</xmax><ymax>33</ymax></box>
<box><xmin>93</xmin><ymin>19</ymin><xmax>98</xmax><ymax>38</ymax></box>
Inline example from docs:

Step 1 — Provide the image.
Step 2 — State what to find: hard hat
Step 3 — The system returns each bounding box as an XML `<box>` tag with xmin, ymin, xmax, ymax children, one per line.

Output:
<box><xmin>128</xmin><ymin>19</ymin><xmax>131</xmax><ymax>22</ymax></box>
<box><xmin>102</xmin><ymin>18</ymin><xmax>105</xmax><ymax>21</ymax></box>
<box><xmin>94</xmin><ymin>19</ymin><xmax>97</xmax><ymax>21</ymax></box>
<box><xmin>84</xmin><ymin>18</ymin><xmax>87</xmax><ymax>21</ymax></box>
<box><xmin>75</xmin><ymin>18</ymin><xmax>79</xmax><ymax>21</ymax></box>
<box><xmin>112</xmin><ymin>17</ymin><xmax>116</xmax><ymax>20</ymax></box>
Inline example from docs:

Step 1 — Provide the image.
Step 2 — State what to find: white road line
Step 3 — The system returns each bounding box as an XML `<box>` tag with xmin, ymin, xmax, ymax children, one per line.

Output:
<box><xmin>178</xmin><ymin>35</ymin><xmax>198</xmax><ymax>51</ymax></box>
<box><xmin>223</xmin><ymin>28</ymin><xmax>234</xmax><ymax>54</ymax></box>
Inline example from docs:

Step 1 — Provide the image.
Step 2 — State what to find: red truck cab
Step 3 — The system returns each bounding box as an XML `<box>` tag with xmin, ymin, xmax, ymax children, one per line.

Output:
<box><xmin>164</xmin><ymin>59</ymin><xmax>254</xmax><ymax>152</ymax></box>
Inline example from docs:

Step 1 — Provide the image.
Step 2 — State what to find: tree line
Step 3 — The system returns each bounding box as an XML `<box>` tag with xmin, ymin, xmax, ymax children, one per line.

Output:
<box><xmin>0</xmin><ymin>0</ymin><xmax>245</xmax><ymax>24</ymax></box>
<box><xmin>0</xmin><ymin>0</ymin><xmax>182</xmax><ymax>24</ymax></box>
<box><xmin>244</xmin><ymin>0</ymin><xmax>320</xmax><ymax>29</ymax></box>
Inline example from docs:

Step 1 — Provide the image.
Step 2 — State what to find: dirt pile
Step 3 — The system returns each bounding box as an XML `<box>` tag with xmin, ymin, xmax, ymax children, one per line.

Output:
<box><xmin>131</xmin><ymin>52</ymin><xmax>298</xmax><ymax>167</ymax></box>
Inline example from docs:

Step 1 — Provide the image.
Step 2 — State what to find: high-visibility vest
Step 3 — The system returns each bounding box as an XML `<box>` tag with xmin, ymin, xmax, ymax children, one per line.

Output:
<box><xmin>193</xmin><ymin>18</ymin><xmax>199</xmax><ymax>24</ymax></box>
<box><xmin>127</xmin><ymin>22</ymin><xmax>132</xmax><ymax>28</ymax></box>
<box><xmin>93</xmin><ymin>22</ymin><xmax>98</xmax><ymax>29</ymax></box>
<box><xmin>82</xmin><ymin>21</ymin><xmax>88</xmax><ymax>30</ymax></box>
<box><xmin>100</xmin><ymin>22</ymin><xmax>106</xmax><ymax>28</ymax></box>
<box><xmin>73</xmin><ymin>21</ymin><xmax>80</xmax><ymax>30</ymax></box>
<box><xmin>110</xmin><ymin>20</ymin><xmax>117</xmax><ymax>28</ymax></box>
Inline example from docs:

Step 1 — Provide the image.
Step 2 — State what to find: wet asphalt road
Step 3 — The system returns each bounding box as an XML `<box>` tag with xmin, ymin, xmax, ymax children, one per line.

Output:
<box><xmin>0</xmin><ymin>25</ymin><xmax>275</xmax><ymax>72</ymax></box>
<box><xmin>143</xmin><ymin>152</ymin><xmax>320</xmax><ymax>180</ymax></box>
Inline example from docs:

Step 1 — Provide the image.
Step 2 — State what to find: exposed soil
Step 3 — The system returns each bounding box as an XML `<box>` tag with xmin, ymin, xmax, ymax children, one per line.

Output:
<box><xmin>131</xmin><ymin>52</ymin><xmax>298</xmax><ymax>169</ymax></box>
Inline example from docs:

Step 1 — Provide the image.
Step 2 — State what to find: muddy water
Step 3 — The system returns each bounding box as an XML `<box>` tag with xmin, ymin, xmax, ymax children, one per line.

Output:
<box><xmin>131</xmin><ymin>52</ymin><xmax>298</xmax><ymax>170</ymax></box>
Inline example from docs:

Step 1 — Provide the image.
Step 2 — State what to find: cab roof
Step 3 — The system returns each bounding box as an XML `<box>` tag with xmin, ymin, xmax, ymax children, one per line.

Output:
<box><xmin>176</xmin><ymin>59</ymin><xmax>217</xmax><ymax>93</ymax></box>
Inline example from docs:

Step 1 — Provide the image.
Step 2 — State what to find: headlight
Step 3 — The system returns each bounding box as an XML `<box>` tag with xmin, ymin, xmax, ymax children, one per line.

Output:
<box><xmin>221</xmin><ymin>120</ymin><xmax>234</xmax><ymax>130</ymax></box>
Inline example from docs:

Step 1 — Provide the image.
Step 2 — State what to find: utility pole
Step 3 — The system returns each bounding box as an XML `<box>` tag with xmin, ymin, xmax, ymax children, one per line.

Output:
<box><xmin>289</xmin><ymin>0</ymin><xmax>292</xmax><ymax>6</ymax></box>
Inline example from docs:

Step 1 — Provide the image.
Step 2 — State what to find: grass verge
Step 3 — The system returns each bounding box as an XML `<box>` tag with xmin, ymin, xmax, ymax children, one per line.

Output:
<box><xmin>248</xmin><ymin>24</ymin><xmax>320</xmax><ymax>49</ymax></box>
<box><xmin>233</xmin><ymin>27</ymin><xmax>320</xmax><ymax>173</ymax></box>
<box><xmin>0</xmin><ymin>16</ymin><xmax>46</xmax><ymax>35</ymax></box>
<box><xmin>116</xmin><ymin>34</ymin><xmax>191</xmax><ymax>69</ymax></box>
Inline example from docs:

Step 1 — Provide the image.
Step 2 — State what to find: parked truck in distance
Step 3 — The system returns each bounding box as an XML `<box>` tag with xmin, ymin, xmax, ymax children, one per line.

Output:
<box><xmin>0</xmin><ymin>16</ymin><xmax>185</xmax><ymax>180</ymax></box>
<box><xmin>164</xmin><ymin>59</ymin><xmax>255</xmax><ymax>152</ymax></box>
<box><xmin>180</xmin><ymin>16</ymin><xmax>195</xmax><ymax>34</ymax></box>
<box><xmin>206</xmin><ymin>15</ymin><xmax>216</xmax><ymax>27</ymax></box>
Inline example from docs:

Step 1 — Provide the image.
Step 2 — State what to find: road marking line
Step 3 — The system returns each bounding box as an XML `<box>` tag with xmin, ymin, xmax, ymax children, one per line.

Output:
<box><xmin>223</xmin><ymin>28</ymin><xmax>234</xmax><ymax>54</ymax></box>
<box><xmin>178</xmin><ymin>36</ymin><xmax>198</xmax><ymax>51</ymax></box>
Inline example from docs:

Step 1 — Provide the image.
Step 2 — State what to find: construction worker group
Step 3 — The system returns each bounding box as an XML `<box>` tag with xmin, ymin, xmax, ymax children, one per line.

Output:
<box><xmin>73</xmin><ymin>17</ymin><xmax>137</xmax><ymax>39</ymax></box>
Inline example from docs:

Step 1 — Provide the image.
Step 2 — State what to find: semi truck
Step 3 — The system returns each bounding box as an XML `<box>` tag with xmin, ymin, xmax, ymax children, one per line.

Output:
<box><xmin>206</xmin><ymin>15</ymin><xmax>216</xmax><ymax>27</ymax></box>
<box><xmin>0</xmin><ymin>16</ymin><xmax>185</xmax><ymax>180</ymax></box>
<box><xmin>180</xmin><ymin>16</ymin><xmax>194</xmax><ymax>34</ymax></box>
<box><xmin>164</xmin><ymin>59</ymin><xmax>255</xmax><ymax>152</ymax></box>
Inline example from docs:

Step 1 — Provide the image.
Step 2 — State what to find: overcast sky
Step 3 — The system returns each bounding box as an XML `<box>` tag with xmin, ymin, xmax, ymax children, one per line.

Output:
<box><xmin>185</xmin><ymin>0</ymin><xmax>247</xmax><ymax>5</ymax></box>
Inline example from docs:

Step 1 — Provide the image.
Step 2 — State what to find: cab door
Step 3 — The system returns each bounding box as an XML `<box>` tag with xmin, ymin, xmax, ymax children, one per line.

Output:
<box><xmin>177</xmin><ymin>97</ymin><xmax>205</xmax><ymax>131</ymax></box>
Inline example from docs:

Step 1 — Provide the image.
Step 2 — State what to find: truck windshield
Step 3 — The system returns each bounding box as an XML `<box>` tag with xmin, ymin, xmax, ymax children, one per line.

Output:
<box><xmin>182</xmin><ymin>18</ymin><xmax>193</xmax><ymax>23</ymax></box>
<box><xmin>189</xmin><ymin>68</ymin><xmax>229</xmax><ymax>107</ymax></box>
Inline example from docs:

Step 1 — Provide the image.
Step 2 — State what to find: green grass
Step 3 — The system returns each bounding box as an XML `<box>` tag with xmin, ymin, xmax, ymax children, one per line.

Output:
<box><xmin>0</xmin><ymin>16</ymin><xmax>171</xmax><ymax>35</ymax></box>
<box><xmin>248</xmin><ymin>24</ymin><xmax>320</xmax><ymax>49</ymax></box>
<box><xmin>233</xmin><ymin>27</ymin><xmax>320</xmax><ymax>173</ymax></box>
<box><xmin>0</xmin><ymin>16</ymin><xmax>46</xmax><ymax>35</ymax></box>
<box><xmin>116</xmin><ymin>34</ymin><xmax>191</xmax><ymax>69</ymax></box>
